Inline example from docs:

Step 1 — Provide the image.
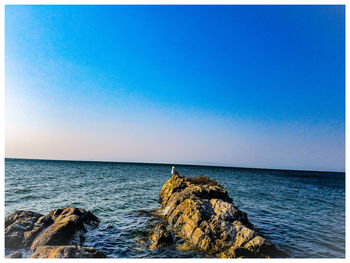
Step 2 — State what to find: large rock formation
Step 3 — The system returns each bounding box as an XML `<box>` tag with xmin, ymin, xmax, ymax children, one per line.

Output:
<box><xmin>5</xmin><ymin>207</ymin><xmax>106</xmax><ymax>258</ymax></box>
<box><xmin>151</xmin><ymin>174</ymin><xmax>287</xmax><ymax>258</ymax></box>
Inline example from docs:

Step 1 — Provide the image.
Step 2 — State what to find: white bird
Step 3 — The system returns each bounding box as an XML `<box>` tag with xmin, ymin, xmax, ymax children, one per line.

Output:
<box><xmin>171</xmin><ymin>166</ymin><xmax>179</xmax><ymax>176</ymax></box>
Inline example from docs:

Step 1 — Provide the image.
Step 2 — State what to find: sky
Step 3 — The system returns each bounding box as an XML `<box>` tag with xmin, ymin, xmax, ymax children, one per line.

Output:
<box><xmin>5</xmin><ymin>5</ymin><xmax>345</xmax><ymax>171</ymax></box>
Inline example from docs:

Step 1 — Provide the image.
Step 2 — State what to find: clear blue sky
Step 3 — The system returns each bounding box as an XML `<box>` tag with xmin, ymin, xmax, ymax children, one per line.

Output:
<box><xmin>5</xmin><ymin>5</ymin><xmax>345</xmax><ymax>171</ymax></box>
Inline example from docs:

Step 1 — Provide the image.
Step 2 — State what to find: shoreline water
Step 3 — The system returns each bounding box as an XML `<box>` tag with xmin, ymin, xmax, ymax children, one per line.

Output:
<box><xmin>6</xmin><ymin>173</ymin><xmax>288</xmax><ymax>258</ymax></box>
<box><xmin>5</xmin><ymin>158</ymin><xmax>345</xmax><ymax>258</ymax></box>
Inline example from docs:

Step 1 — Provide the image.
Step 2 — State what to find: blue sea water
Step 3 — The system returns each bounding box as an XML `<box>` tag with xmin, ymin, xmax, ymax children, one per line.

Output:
<box><xmin>5</xmin><ymin>158</ymin><xmax>345</xmax><ymax>258</ymax></box>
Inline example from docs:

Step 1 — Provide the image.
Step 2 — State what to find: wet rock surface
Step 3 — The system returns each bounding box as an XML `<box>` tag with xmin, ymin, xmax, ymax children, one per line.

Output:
<box><xmin>5</xmin><ymin>210</ymin><xmax>43</xmax><ymax>249</ymax></box>
<box><xmin>5</xmin><ymin>207</ymin><xmax>105</xmax><ymax>258</ymax></box>
<box><xmin>31</xmin><ymin>245</ymin><xmax>107</xmax><ymax>258</ymax></box>
<box><xmin>149</xmin><ymin>222</ymin><xmax>173</xmax><ymax>249</ymax></box>
<box><xmin>151</xmin><ymin>174</ymin><xmax>288</xmax><ymax>258</ymax></box>
<box><xmin>5</xmin><ymin>250</ymin><xmax>23</xmax><ymax>258</ymax></box>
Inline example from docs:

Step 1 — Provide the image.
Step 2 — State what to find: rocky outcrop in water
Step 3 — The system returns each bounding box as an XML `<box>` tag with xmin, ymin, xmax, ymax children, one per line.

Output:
<box><xmin>5</xmin><ymin>207</ymin><xmax>106</xmax><ymax>258</ymax></box>
<box><xmin>150</xmin><ymin>174</ymin><xmax>287</xmax><ymax>258</ymax></box>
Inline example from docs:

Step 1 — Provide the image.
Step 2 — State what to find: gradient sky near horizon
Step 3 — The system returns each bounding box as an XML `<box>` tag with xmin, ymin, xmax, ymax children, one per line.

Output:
<box><xmin>5</xmin><ymin>5</ymin><xmax>345</xmax><ymax>171</ymax></box>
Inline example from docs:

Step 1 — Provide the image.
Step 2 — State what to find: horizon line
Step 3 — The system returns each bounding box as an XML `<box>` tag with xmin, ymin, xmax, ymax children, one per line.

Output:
<box><xmin>4</xmin><ymin>157</ymin><xmax>345</xmax><ymax>174</ymax></box>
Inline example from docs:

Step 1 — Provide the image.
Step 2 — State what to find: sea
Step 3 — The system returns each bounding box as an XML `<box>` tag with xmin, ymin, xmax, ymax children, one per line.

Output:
<box><xmin>4</xmin><ymin>158</ymin><xmax>345</xmax><ymax>258</ymax></box>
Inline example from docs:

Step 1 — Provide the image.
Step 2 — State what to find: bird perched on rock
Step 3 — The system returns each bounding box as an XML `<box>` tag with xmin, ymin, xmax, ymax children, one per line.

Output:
<box><xmin>171</xmin><ymin>166</ymin><xmax>179</xmax><ymax>176</ymax></box>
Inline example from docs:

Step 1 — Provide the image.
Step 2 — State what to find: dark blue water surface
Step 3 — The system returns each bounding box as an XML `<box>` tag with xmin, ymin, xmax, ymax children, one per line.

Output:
<box><xmin>5</xmin><ymin>158</ymin><xmax>345</xmax><ymax>258</ymax></box>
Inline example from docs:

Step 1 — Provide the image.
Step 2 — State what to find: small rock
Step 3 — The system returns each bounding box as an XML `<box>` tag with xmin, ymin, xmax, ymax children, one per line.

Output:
<box><xmin>217</xmin><ymin>245</ymin><xmax>257</xmax><ymax>258</ymax></box>
<box><xmin>5</xmin><ymin>251</ymin><xmax>23</xmax><ymax>258</ymax></box>
<box><xmin>149</xmin><ymin>222</ymin><xmax>173</xmax><ymax>249</ymax></box>
<box><xmin>31</xmin><ymin>245</ymin><xmax>107</xmax><ymax>258</ymax></box>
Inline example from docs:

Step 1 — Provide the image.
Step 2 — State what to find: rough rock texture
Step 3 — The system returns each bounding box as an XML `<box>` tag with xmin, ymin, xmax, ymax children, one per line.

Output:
<box><xmin>31</xmin><ymin>245</ymin><xmax>107</xmax><ymax>258</ymax></box>
<box><xmin>30</xmin><ymin>207</ymin><xmax>99</xmax><ymax>250</ymax></box>
<box><xmin>5</xmin><ymin>210</ymin><xmax>44</xmax><ymax>249</ymax></box>
<box><xmin>5</xmin><ymin>207</ymin><xmax>105</xmax><ymax>258</ymax></box>
<box><xmin>5</xmin><ymin>251</ymin><xmax>23</xmax><ymax>258</ymax></box>
<box><xmin>149</xmin><ymin>222</ymin><xmax>173</xmax><ymax>249</ymax></box>
<box><xmin>153</xmin><ymin>174</ymin><xmax>287</xmax><ymax>258</ymax></box>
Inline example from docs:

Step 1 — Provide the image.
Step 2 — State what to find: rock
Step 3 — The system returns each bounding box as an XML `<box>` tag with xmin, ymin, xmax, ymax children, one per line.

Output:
<box><xmin>23</xmin><ymin>214</ymin><xmax>54</xmax><ymax>248</ymax></box>
<box><xmin>217</xmin><ymin>245</ymin><xmax>257</xmax><ymax>258</ymax></box>
<box><xmin>156</xmin><ymin>174</ymin><xmax>287</xmax><ymax>258</ymax></box>
<box><xmin>31</xmin><ymin>245</ymin><xmax>107</xmax><ymax>258</ymax></box>
<box><xmin>5</xmin><ymin>207</ymin><xmax>104</xmax><ymax>258</ymax></box>
<box><xmin>30</xmin><ymin>207</ymin><xmax>99</xmax><ymax>250</ymax></box>
<box><xmin>149</xmin><ymin>222</ymin><xmax>173</xmax><ymax>249</ymax></box>
<box><xmin>5</xmin><ymin>251</ymin><xmax>23</xmax><ymax>258</ymax></box>
<box><xmin>5</xmin><ymin>210</ymin><xmax>44</xmax><ymax>249</ymax></box>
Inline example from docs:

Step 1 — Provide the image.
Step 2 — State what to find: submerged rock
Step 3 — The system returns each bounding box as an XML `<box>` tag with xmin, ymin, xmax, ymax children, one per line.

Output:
<box><xmin>153</xmin><ymin>174</ymin><xmax>287</xmax><ymax>258</ymax></box>
<box><xmin>5</xmin><ymin>207</ymin><xmax>104</xmax><ymax>258</ymax></box>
